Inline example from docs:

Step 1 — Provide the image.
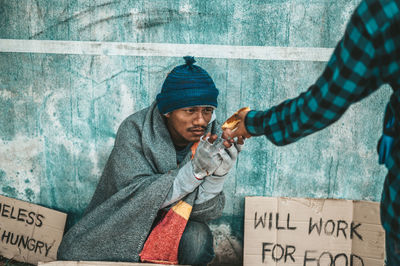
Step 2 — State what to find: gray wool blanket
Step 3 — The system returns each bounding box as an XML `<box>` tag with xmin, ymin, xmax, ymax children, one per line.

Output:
<box><xmin>57</xmin><ymin>101</ymin><xmax>225</xmax><ymax>262</ymax></box>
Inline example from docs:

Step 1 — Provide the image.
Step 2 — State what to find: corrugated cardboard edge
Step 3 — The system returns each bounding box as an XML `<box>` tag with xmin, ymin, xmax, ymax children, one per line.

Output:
<box><xmin>38</xmin><ymin>261</ymin><xmax>187</xmax><ymax>266</ymax></box>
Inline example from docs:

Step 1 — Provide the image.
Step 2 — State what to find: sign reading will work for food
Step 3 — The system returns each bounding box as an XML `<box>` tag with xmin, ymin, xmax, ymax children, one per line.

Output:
<box><xmin>244</xmin><ymin>197</ymin><xmax>385</xmax><ymax>266</ymax></box>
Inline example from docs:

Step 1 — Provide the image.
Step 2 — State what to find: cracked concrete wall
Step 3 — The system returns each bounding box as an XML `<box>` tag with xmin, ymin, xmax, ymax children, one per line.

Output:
<box><xmin>0</xmin><ymin>1</ymin><xmax>391</xmax><ymax>265</ymax></box>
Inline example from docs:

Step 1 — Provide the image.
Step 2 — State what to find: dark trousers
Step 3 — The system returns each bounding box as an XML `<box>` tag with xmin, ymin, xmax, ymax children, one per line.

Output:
<box><xmin>178</xmin><ymin>220</ymin><xmax>215</xmax><ymax>266</ymax></box>
<box><xmin>381</xmin><ymin>170</ymin><xmax>400</xmax><ymax>265</ymax></box>
<box><xmin>386</xmin><ymin>232</ymin><xmax>400</xmax><ymax>266</ymax></box>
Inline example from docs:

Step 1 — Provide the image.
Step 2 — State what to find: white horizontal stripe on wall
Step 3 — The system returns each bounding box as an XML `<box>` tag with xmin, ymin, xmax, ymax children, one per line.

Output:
<box><xmin>0</xmin><ymin>39</ymin><xmax>333</xmax><ymax>62</ymax></box>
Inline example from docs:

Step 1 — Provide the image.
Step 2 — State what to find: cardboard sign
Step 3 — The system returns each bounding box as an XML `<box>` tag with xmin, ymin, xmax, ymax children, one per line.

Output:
<box><xmin>0</xmin><ymin>195</ymin><xmax>67</xmax><ymax>265</ymax></box>
<box><xmin>244</xmin><ymin>197</ymin><xmax>385</xmax><ymax>266</ymax></box>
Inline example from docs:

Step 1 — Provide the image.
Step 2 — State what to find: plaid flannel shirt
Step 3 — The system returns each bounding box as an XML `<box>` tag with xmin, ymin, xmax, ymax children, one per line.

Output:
<box><xmin>246</xmin><ymin>0</ymin><xmax>400</xmax><ymax>238</ymax></box>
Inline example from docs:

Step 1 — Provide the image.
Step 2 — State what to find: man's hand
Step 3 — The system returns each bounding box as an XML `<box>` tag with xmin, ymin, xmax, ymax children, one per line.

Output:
<box><xmin>191</xmin><ymin>133</ymin><xmax>222</xmax><ymax>180</ymax></box>
<box><xmin>213</xmin><ymin>136</ymin><xmax>244</xmax><ymax>176</ymax></box>
<box><xmin>222</xmin><ymin>108</ymin><xmax>252</xmax><ymax>141</ymax></box>
<box><xmin>196</xmin><ymin>135</ymin><xmax>245</xmax><ymax>204</ymax></box>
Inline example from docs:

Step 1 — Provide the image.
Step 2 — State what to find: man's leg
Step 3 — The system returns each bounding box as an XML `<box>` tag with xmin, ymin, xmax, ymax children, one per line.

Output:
<box><xmin>386</xmin><ymin>232</ymin><xmax>400</xmax><ymax>265</ymax></box>
<box><xmin>178</xmin><ymin>220</ymin><xmax>215</xmax><ymax>266</ymax></box>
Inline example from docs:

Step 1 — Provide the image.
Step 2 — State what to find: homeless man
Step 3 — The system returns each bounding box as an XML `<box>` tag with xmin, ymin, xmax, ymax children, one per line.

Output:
<box><xmin>57</xmin><ymin>56</ymin><xmax>243</xmax><ymax>266</ymax></box>
<box><xmin>224</xmin><ymin>0</ymin><xmax>400</xmax><ymax>264</ymax></box>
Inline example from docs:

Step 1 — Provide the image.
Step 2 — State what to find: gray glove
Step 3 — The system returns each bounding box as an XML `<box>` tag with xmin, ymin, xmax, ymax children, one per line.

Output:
<box><xmin>195</xmin><ymin>142</ymin><xmax>242</xmax><ymax>204</ymax></box>
<box><xmin>195</xmin><ymin>174</ymin><xmax>226</xmax><ymax>204</ymax></box>
<box><xmin>213</xmin><ymin>141</ymin><xmax>242</xmax><ymax>177</ymax></box>
<box><xmin>192</xmin><ymin>137</ymin><xmax>222</xmax><ymax>180</ymax></box>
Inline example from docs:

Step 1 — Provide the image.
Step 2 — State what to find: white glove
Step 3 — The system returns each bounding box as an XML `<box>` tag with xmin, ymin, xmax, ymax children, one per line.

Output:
<box><xmin>191</xmin><ymin>137</ymin><xmax>222</xmax><ymax>179</ymax></box>
<box><xmin>213</xmin><ymin>141</ymin><xmax>242</xmax><ymax>177</ymax></box>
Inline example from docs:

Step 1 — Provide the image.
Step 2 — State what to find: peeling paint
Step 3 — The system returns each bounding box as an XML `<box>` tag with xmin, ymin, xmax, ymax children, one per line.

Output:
<box><xmin>2</xmin><ymin>186</ymin><xmax>17</xmax><ymax>198</ymax></box>
<box><xmin>0</xmin><ymin>135</ymin><xmax>43</xmax><ymax>201</ymax></box>
<box><xmin>25</xmin><ymin>188</ymin><xmax>35</xmax><ymax>202</ymax></box>
<box><xmin>0</xmin><ymin>169</ymin><xmax>5</xmax><ymax>180</ymax></box>
<box><xmin>0</xmin><ymin>89</ymin><xmax>16</xmax><ymax>99</ymax></box>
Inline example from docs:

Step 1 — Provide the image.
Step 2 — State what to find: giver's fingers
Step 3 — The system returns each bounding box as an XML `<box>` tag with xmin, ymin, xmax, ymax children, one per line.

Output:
<box><xmin>221</xmin><ymin>129</ymin><xmax>234</xmax><ymax>148</ymax></box>
<box><xmin>222</xmin><ymin>128</ymin><xmax>233</xmax><ymax>139</ymax></box>
<box><xmin>223</xmin><ymin>128</ymin><xmax>239</xmax><ymax>140</ymax></box>
<box><xmin>221</xmin><ymin>133</ymin><xmax>245</xmax><ymax>149</ymax></box>
<box><xmin>237</xmin><ymin>119</ymin><xmax>252</xmax><ymax>139</ymax></box>
<box><xmin>229</xmin><ymin>122</ymin><xmax>251</xmax><ymax>139</ymax></box>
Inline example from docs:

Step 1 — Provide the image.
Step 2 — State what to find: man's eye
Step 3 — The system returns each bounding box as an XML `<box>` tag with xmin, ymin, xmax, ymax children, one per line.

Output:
<box><xmin>186</xmin><ymin>109</ymin><xmax>195</xmax><ymax>113</ymax></box>
<box><xmin>203</xmin><ymin>109</ymin><xmax>213</xmax><ymax>114</ymax></box>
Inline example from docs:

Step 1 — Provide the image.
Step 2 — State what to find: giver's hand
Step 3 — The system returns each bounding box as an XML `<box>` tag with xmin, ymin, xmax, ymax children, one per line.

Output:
<box><xmin>192</xmin><ymin>133</ymin><xmax>222</xmax><ymax>180</ymax></box>
<box><xmin>223</xmin><ymin>107</ymin><xmax>252</xmax><ymax>140</ymax></box>
<box><xmin>213</xmin><ymin>138</ymin><xmax>244</xmax><ymax>176</ymax></box>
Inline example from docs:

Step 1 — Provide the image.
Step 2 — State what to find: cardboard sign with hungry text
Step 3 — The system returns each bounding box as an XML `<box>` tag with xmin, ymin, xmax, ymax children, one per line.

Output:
<box><xmin>0</xmin><ymin>195</ymin><xmax>67</xmax><ymax>265</ymax></box>
<box><xmin>244</xmin><ymin>197</ymin><xmax>385</xmax><ymax>266</ymax></box>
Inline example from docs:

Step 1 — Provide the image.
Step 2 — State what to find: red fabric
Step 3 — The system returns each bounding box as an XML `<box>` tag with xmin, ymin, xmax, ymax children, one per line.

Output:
<box><xmin>140</xmin><ymin>140</ymin><xmax>199</xmax><ymax>264</ymax></box>
<box><xmin>139</xmin><ymin>209</ymin><xmax>188</xmax><ymax>264</ymax></box>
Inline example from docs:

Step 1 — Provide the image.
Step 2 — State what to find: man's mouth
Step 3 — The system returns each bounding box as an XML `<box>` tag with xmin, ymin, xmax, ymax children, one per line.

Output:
<box><xmin>189</xmin><ymin>128</ymin><xmax>206</xmax><ymax>135</ymax></box>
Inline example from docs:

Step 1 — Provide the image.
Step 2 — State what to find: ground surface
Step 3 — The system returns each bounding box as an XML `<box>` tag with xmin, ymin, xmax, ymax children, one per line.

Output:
<box><xmin>0</xmin><ymin>256</ymin><xmax>33</xmax><ymax>266</ymax></box>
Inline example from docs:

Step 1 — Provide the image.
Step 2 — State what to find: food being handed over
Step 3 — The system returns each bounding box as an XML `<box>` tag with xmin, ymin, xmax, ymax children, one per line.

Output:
<box><xmin>221</xmin><ymin>107</ymin><xmax>250</xmax><ymax>131</ymax></box>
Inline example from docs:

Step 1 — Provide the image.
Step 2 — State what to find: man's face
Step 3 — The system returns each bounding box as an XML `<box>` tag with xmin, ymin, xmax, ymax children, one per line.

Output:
<box><xmin>165</xmin><ymin>106</ymin><xmax>214</xmax><ymax>147</ymax></box>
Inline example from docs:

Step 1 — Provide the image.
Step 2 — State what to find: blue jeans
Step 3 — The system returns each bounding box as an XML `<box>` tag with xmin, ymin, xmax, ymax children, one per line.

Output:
<box><xmin>386</xmin><ymin>232</ymin><xmax>400</xmax><ymax>265</ymax></box>
<box><xmin>178</xmin><ymin>220</ymin><xmax>215</xmax><ymax>266</ymax></box>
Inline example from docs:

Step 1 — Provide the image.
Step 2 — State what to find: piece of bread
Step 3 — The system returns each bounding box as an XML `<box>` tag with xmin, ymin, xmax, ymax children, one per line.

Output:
<box><xmin>221</xmin><ymin>107</ymin><xmax>250</xmax><ymax>130</ymax></box>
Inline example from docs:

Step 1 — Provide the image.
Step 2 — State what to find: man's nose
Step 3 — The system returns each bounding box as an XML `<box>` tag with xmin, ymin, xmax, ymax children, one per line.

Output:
<box><xmin>193</xmin><ymin>111</ymin><xmax>207</xmax><ymax>125</ymax></box>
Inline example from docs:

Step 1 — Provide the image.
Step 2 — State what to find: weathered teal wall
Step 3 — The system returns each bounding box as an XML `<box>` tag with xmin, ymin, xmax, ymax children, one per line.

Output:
<box><xmin>0</xmin><ymin>0</ymin><xmax>391</xmax><ymax>264</ymax></box>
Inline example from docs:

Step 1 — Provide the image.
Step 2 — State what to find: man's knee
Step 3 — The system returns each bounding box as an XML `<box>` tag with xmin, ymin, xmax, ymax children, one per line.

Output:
<box><xmin>178</xmin><ymin>220</ymin><xmax>215</xmax><ymax>265</ymax></box>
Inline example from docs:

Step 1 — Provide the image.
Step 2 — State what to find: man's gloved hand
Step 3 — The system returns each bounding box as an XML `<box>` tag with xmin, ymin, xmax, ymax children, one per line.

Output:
<box><xmin>195</xmin><ymin>136</ymin><xmax>245</xmax><ymax>204</ymax></box>
<box><xmin>192</xmin><ymin>133</ymin><xmax>222</xmax><ymax>180</ymax></box>
<box><xmin>213</xmin><ymin>134</ymin><xmax>245</xmax><ymax>177</ymax></box>
<box><xmin>213</xmin><ymin>139</ymin><xmax>243</xmax><ymax>176</ymax></box>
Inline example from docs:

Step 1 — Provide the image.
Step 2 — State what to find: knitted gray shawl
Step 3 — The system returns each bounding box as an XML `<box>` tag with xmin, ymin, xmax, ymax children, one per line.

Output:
<box><xmin>57</xmin><ymin>101</ymin><xmax>225</xmax><ymax>262</ymax></box>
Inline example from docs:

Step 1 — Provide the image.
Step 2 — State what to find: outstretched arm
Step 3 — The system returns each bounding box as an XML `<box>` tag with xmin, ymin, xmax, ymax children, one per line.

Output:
<box><xmin>226</xmin><ymin>1</ymin><xmax>384</xmax><ymax>145</ymax></box>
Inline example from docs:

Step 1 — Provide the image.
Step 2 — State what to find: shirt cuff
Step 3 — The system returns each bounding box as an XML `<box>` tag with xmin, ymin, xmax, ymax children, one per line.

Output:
<box><xmin>245</xmin><ymin>110</ymin><xmax>267</xmax><ymax>136</ymax></box>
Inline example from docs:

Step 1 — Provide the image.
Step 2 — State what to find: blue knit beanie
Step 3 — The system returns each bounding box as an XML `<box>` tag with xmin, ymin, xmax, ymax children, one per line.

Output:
<box><xmin>156</xmin><ymin>56</ymin><xmax>219</xmax><ymax>114</ymax></box>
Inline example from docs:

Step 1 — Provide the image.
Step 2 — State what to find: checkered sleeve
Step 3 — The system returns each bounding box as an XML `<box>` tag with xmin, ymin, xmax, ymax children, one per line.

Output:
<box><xmin>246</xmin><ymin>0</ymin><xmax>384</xmax><ymax>146</ymax></box>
